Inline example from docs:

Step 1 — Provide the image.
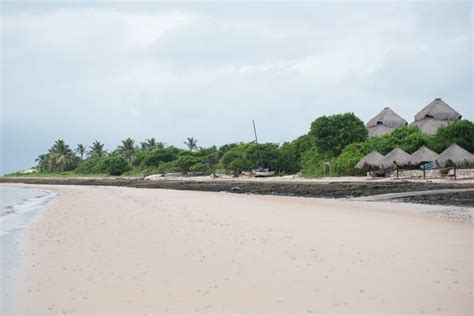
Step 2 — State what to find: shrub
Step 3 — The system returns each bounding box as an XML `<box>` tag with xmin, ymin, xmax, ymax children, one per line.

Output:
<box><xmin>104</xmin><ymin>156</ymin><xmax>131</xmax><ymax>176</ymax></box>
<box><xmin>300</xmin><ymin>148</ymin><xmax>332</xmax><ymax>177</ymax></box>
<box><xmin>175</xmin><ymin>155</ymin><xmax>201</xmax><ymax>174</ymax></box>
<box><xmin>429</xmin><ymin>120</ymin><xmax>474</xmax><ymax>153</ymax></box>
<box><xmin>75</xmin><ymin>158</ymin><xmax>107</xmax><ymax>174</ymax></box>
<box><xmin>332</xmin><ymin>142</ymin><xmax>371</xmax><ymax>176</ymax></box>
<box><xmin>190</xmin><ymin>162</ymin><xmax>208</xmax><ymax>173</ymax></box>
<box><xmin>140</xmin><ymin>148</ymin><xmax>180</xmax><ymax>168</ymax></box>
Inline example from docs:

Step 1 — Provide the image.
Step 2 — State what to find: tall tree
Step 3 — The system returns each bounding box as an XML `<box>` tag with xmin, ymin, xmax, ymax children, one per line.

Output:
<box><xmin>35</xmin><ymin>154</ymin><xmax>50</xmax><ymax>171</ymax></box>
<box><xmin>89</xmin><ymin>141</ymin><xmax>106</xmax><ymax>158</ymax></box>
<box><xmin>183</xmin><ymin>137</ymin><xmax>198</xmax><ymax>152</ymax></box>
<box><xmin>76</xmin><ymin>144</ymin><xmax>86</xmax><ymax>160</ymax></box>
<box><xmin>310</xmin><ymin>113</ymin><xmax>368</xmax><ymax>157</ymax></box>
<box><xmin>140</xmin><ymin>138</ymin><xmax>165</xmax><ymax>151</ymax></box>
<box><xmin>47</xmin><ymin>139</ymin><xmax>76</xmax><ymax>172</ymax></box>
<box><xmin>117</xmin><ymin>138</ymin><xmax>137</xmax><ymax>163</ymax></box>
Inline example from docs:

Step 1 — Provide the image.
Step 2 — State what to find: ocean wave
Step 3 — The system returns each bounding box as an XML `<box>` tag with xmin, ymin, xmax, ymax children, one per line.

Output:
<box><xmin>0</xmin><ymin>188</ymin><xmax>58</xmax><ymax>236</ymax></box>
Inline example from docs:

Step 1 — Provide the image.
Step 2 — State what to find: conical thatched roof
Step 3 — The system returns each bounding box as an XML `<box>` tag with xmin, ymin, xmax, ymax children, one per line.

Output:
<box><xmin>436</xmin><ymin>144</ymin><xmax>474</xmax><ymax>167</ymax></box>
<box><xmin>414</xmin><ymin>98</ymin><xmax>462</xmax><ymax>122</ymax></box>
<box><xmin>355</xmin><ymin>151</ymin><xmax>384</xmax><ymax>169</ymax></box>
<box><xmin>367</xmin><ymin>107</ymin><xmax>407</xmax><ymax>128</ymax></box>
<box><xmin>409</xmin><ymin>146</ymin><xmax>439</xmax><ymax>165</ymax></box>
<box><xmin>367</xmin><ymin>124</ymin><xmax>393</xmax><ymax>137</ymax></box>
<box><xmin>411</xmin><ymin>119</ymin><xmax>450</xmax><ymax>135</ymax></box>
<box><xmin>379</xmin><ymin>148</ymin><xmax>410</xmax><ymax>169</ymax></box>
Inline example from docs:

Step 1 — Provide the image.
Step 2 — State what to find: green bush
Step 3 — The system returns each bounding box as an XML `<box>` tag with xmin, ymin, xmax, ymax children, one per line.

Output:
<box><xmin>104</xmin><ymin>156</ymin><xmax>131</xmax><ymax>176</ymax></box>
<box><xmin>332</xmin><ymin>142</ymin><xmax>371</xmax><ymax>176</ymax></box>
<box><xmin>190</xmin><ymin>162</ymin><xmax>208</xmax><ymax>173</ymax></box>
<box><xmin>220</xmin><ymin>146</ymin><xmax>250</xmax><ymax>173</ymax></box>
<box><xmin>140</xmin><ymin>148</ymin><xmax>180</xmax><ymax>168</ymax></box>
<box><xmin>75</xmin><ymin>158</ymin><xmax>107</xmax><ymax>174</ymax></box>
<box><xmin>300</xmin><ymin>148</ymin><xmax>332</xmax><ymax>177</ymax></box>
<box><xmin>429</xmin><ymin>120</ymin><xmax>474</xmax><ymax>153</ymax></box>
<box><xmin>175</xmin><ymin>155</ymin><xmax>201</xmax><ymax>174</ymax></box>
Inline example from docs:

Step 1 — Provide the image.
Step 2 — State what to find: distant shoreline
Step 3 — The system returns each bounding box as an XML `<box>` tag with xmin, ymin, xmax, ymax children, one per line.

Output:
<box><xmin>2</xmin><ymin>176</ymin><xmax>473</xmax><ymax>207</ymax></box>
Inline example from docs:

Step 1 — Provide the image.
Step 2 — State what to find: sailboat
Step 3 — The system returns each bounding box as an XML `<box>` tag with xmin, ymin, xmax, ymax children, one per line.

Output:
<box><xmin>252</xmin><ymin>120</ymin><xmax>275</xmax><ymax>177</ymax></box>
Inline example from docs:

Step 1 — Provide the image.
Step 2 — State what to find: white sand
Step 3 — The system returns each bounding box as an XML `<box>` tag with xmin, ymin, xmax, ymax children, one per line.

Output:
<box><xmin>3</xmin><ymin>185</ymin><xmax>473</xmax><ymax>315</ymax></box>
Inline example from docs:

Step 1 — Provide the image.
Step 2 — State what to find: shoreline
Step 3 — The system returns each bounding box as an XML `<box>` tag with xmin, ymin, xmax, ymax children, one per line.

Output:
<box><xmin>0</xmin><ymin>186</ymin><xmax>58</xmax><ymax>312</ymax></box>
<box><xmin>2</xmin><ymin>176</ymin><xmax>474</xmax><ymax>207</ymax></box>
<box><xmin>3</xmin><ymin>184</ymin><xmax>473</xmax><ymax>315</ymax></box>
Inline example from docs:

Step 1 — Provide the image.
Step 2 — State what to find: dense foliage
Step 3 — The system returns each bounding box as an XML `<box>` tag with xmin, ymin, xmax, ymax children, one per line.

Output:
<box><xmin>309</xmin><ymin>113</ymin><xmax>368</xmax><ymax>157</ymax></box>
<box><xmin>31</xmin><ymin>117</ymin><xmax>473</xmax><ymax>177</ymax></box>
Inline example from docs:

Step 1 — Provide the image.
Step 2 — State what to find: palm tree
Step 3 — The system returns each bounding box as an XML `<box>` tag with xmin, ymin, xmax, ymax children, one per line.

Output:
<box><xmin>183</xmin><ymin>137</ymin><xmax>198</xmax><ymax>152</ymax></box>
<box><xmin>89</xmin><ymin>141</ymin><xmax>106</xmax><ymax>158</ymax></box>
<box><xmin>117</xmin><ymin>138</ymin><xmax>137</xmax><ymax>163</ymax></box>
<box><xmin>76</xmin><ymin>144</ymin><xmax>86</xmax><ymax>160</ymax></box>
<box><xmin>141</xmin><ymin>138</ymin><xmax>166</xmax><ymax>151</ymax></box>
<box><xmin>35</xmin><ymin>154</ymin><xmax>50</xmax><ymax>171</ymax></box>
<box><xmin>48</xmin><ymin>139</ymin><xmax>75</xmax><ymax>172</ymax></box>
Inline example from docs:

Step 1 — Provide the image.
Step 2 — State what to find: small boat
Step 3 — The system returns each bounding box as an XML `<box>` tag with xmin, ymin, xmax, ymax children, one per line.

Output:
<box><xmin>253</xmin><ymin>167</ymin><xmax>275</xmax><ymax>177</ymax></box>
<box><xmin>251</xmin><ymin>120</ymin><xmax>275</xmax><ymax>177</ymax></box>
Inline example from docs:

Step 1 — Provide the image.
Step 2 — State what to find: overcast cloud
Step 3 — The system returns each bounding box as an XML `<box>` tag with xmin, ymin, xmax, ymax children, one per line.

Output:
<box><xmin>1</xmin><ymin>1</ymin><xmax>472</xmax><ymax>174</ymax></box>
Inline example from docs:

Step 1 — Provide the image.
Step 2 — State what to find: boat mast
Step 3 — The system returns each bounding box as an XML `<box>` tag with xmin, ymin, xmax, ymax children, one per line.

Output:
<box><xmin>252</xmin><ymin>120</ymin><xmax>264</xmax><ymax>168</ymax></box>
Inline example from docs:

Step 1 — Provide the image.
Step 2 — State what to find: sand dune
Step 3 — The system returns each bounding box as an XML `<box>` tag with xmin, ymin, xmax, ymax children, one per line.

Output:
<box><xmin>3</xmin><ymin>185</ymin><xmax>473</xmax><ymax>315</ymax></box>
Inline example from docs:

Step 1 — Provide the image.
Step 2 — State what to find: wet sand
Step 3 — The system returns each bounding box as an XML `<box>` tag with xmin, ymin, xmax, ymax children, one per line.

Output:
<box><xmin>3</xmin><ymin>185</ymin><xmax>473</xmax><ymax>315</ymax></box>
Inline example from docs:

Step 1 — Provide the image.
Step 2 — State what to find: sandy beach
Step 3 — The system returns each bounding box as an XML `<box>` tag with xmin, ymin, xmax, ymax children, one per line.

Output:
<box><xmin>2</xmin><ymin>184</ymin><xmax>473</xmax><ymax>315</ymax></box>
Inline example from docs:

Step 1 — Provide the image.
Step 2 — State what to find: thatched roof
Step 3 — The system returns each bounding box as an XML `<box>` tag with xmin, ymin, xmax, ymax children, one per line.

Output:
<box><xmin>436</xmin><ymin>144</ymin><xmax>474</xmax><ymax>167</ymax></box>
<box><xmin>355</xmin><ymin>151</ymin><xmax>384</xmax><ymax>169</ymax></box>
<box><xmin>367</xmin><ymin>124</ymin><xmax>394</xmax><ymax>137</ymax></box>
<box><xmin>411</xmin><ymin>119</ymin><xmax>450</xmax><ymax>135</ymax></box>
<box><xmin>367</xmin><ymin>107</ymin><xmax>407</xmax><ymax>128</ymax></box>
<box><xmin>409</xmin><ymin>146</ymin><xmax>439</xmax><ymax>165</ymax></box>
<box><xmin>379</xmin><ymin>147</ymin><xmax>410</xmax><ymax>169</ymax></box>
<box><xmin>414</xmin><ymin>98</ymin><xmax>462</xmax><ymax>122</ymax></box>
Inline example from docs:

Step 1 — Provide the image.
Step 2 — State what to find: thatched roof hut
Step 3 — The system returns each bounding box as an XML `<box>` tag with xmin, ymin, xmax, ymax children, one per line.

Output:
<box><xmin>355</xmin><ymin>151</ymin><xmax>384</xmax><ymax>169</ymax></box>
<box><xmin>436</xmin><ymin>144</ymin><xmax>474</xmax><ymax>167</ymax></box>
<box><xmin>409</xmin><ymin>146</ymin><xmax>439</xmax><ymax>165</ymax></box>
<box><xmin>367</xmin><ymin>124</ymin><xmax>393</xmax><ymax>137</ymax></box>
<box><xmin>411</xmin><ymin>119</ymin><xmax>450</xmax><ymax>135</ymax></box>
<box><xmin>367</xmin><ymin>107</ymin><xmax>407</xmax><ymax>137</ymax></box>
<box><xmin>415</xmin><ymin>98</ymin><xmax>462</xmax><ymax>121</ymax></box>
<box><xmin>379</xmin><ymin>148</ymin><xmax>410</xmax><ymax>169</ymax></box>
<box><xmin>411</xmin><ymin>98</ymin><xmax>462</xmax><ymax>135</ymax></box>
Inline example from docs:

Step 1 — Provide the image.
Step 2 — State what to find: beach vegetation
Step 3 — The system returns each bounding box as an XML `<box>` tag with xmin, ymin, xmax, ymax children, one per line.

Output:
<box><xmin>89</xmin><ymin>141</ymin><xmax>107</xmax><ymax>158</ymax></box>
<box><xmin>103</xmin><ymin>156</ymin><xmax>131</xmax><ymax>176</ymax></box>
<box><xmin>76</xmin><ymin>144</ymin><xmax>86</xmax><ymax>160</ymax></box>
<box><xmin>183</xmin><ymin>137</ymin><xmax>198</xmax><ymax>152</ymax></box>
<box><xmin>117</xmin><ymin>138</ymin><xmax>137</xmax><ymax>163</ymax></box>
<box><xmin>36</xmin><ymin>140</ymin><xmax>79</xmax><ymax>172</ymax></box>
<box><xmin>140</xmin><ymin>138</ymin><xmax>165</xmax><ymax>151</ymax></box>
<box><xmin>309</xmin><ymin>113</ymin><xmax>368</xmax><ymax>157</ymax></box>
<box><xmin>28</xmin><ymin>114</ymin><xmax>473</xmax><ymax>178</ymax></box>
<box><xmin>428</xmin><ymin>120</ymin><xmax>474</xmax><ymax>153</ymax></box>
<box><xmin>175</xmin><ymin>154</ymin><xmax>201</xmax><ymax>174</ymax></box>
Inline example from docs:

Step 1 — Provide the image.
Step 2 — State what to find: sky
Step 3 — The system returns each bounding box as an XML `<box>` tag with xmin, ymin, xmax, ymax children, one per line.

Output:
<box><xmin>1</xmin><ymin>1</ymin><xmax>472</xmax><ymax>174</ymax></box>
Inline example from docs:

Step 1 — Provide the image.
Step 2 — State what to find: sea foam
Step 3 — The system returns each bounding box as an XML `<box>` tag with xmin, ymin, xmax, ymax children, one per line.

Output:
<box><xmin>0</xmin><ymin>186</ymin><xmax>57</xmax><ymax>236</ymax></box>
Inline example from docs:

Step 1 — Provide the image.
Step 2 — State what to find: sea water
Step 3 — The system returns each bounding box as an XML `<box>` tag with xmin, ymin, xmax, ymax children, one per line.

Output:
<box><xmin>0</xmin><ymin>186</ymin><xmax>57</xmax><ymax>236</ymax></box>
<box><xmin>0</xmin><ymin>186</ymin><xmax>57</xmax><ymax>309</ymax></box>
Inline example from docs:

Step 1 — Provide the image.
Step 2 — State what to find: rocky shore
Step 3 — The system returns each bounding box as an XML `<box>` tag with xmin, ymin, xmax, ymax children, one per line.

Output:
<box><xmin>2</xmin><ymin>176</ymin><xmax>473</xmax><ymax>207</ymax></box>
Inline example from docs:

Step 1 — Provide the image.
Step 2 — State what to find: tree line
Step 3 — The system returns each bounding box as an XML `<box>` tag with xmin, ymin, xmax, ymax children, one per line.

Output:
<box><xmin>30</xmin><ymin>113</ymin><xmax>474</xmax><ymax>177</ymax></box>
